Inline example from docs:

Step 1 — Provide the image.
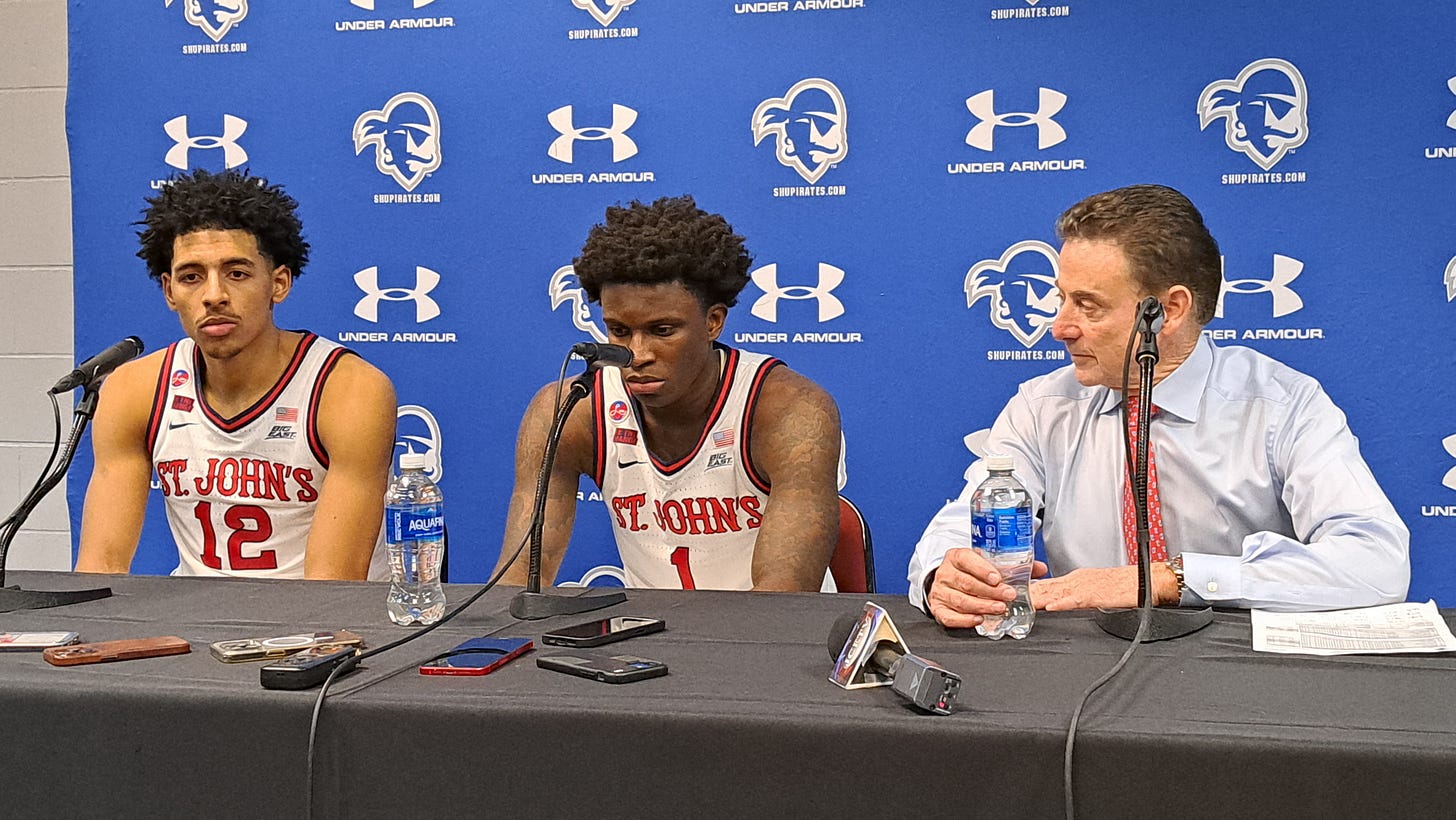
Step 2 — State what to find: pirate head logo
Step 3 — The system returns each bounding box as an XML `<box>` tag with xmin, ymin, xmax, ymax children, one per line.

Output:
<box><xmin>1198</xmin><ymin>58</ymin><xmax>1309</xmax><ymax>171</ymax></box>
<box><xmin>963</xmin><ymin>428</ymin><xmax>991</xmax><ymax>482</ymax></box>
<box><xmin>549</xmin><ymin>265</ymin><xmax>607</xmax><ymax>343</ymax></box>
<box><xmin>396</xmin><ymin>404</ymin><xmax>444</xmax><ymax>482</ymax></box>
<box><xmin>964</xmin><ymin>240</ymin><xmax>1061</xmax><ymax>349</ymax></box>
<box><xmin>752</xmin><ymin>78</ymin><xmax>848</xmax><ymax>184</ymax></box>
<box><xmin>573</xmin><ymin>0</ymin><xmax>636</xmax><ymax>27</ymax></box>
<box><xmin>166</xmin><ymin>0</ymin><xmax>248</xmax><ymax>43</ymax></box>
<box><xmin>353</xmin><ymin>92</ymin><xmax>442</xmax><ymax>192</ymax></box>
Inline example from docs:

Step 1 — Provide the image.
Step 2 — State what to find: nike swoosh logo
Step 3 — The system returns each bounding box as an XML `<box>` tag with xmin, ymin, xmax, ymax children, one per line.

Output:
<box><xmin>617</xmin><ymin>460</ymin><xmax>644</xmax><ymax>469</ymax></box>
<box><xmin>168</xmin><ymin>422</ymin><xmax>197</xmax><ymax>430</ymax></box>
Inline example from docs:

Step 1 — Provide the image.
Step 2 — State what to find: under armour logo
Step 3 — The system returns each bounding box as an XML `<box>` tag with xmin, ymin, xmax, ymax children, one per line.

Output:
<box><xmin>549</xmin><ymin>265</ymin><xmax>607</xmax><ymax>342</ymax></box>
<box><xmin>1198</xmin><ymin>58</ymin><xmax>1309</xmax><ymax>171</ymax></box>
<box><xmin>547</xmin><ymin>105</ymin><xmax>638</xmax><ymax>164</ymax></box>
<box><xmin>1215</xmin><ymin>254</ymin><xmax>1304</xmax><ymax>318</ymax></box>
<box><xmin>163</xmin><ymin>114</ymin><xmax>248</xmax><ymax>170</ymax></box>
<box><xmin>1445</xmin><ymin>256</ymin><xmax>1456</xmax><ymax>302</ymax></box>
<box><xmin>752</xmin><ymin>78</ymin><xmax>848</xmax><ymax>184</ymax></box>
<box><xmin>1443</xmin><ymin>434</ymin><xmax>1456</xmax><ymax>491</ymax></box>
<box><xmin>353</xmin><ymin>92</ymin><xmax>442</xmax><ymax>192</ymax></box>
<box><xmin>1445</xmin><ymin>77</ymin><xmax>1456</xmax><ymax>130</ymax></box>
<box><xmin>964</xmin><ymin>88</ymin><xmax>1067</xmax><ymax>151</ymax></box>
<box><xmin>573</xmin><ymin>0</ymin><xmax>636</xmax><ymax>27</ymax></box>
<box><xmin>749</xmin><ymin>263</ymin><xmax>846</xmax><ymax>323</ymax></box>
<box><xmin>350</xmin><ymin>0</ymin><xmax>436</xmax><ymax>9</ymax></box>
<box><xmin>353</xmin><ymin>266</ymin><xmax>442</xmax><ymax>323</ymax></box>
<box><xmin>166</xmin><ymin>0</ymin><xmax>248</xmax><ymax>43</ymax></box>
<box><xmin>396</xmin><ymin>404</ymin><xmax>444</xmax><ymax>482</ymax></box>
<box><xmin>965</xmin><ymin>240</ymin><xmax>1061</xmax><ymax>348</ymax></box>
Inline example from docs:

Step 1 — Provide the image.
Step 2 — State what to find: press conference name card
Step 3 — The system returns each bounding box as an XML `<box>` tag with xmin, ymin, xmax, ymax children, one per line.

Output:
<box><xmin>831</xmin><ymin>601</ymin><xmax>908</xmax><ymax>690</ymax></box>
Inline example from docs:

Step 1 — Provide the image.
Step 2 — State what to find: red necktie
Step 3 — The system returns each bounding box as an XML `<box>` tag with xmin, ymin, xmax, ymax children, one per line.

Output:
<box><xmin>1122</xmin><ymin>401</ymin><xmax>1167</xmax><ymax>565</ymax></box>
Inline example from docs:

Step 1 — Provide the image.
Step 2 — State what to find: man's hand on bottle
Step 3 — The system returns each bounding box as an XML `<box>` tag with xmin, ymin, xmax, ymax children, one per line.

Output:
<box><xmin>926</xmin><ymin>547</ymin><xmax>1049</xmax><ymax>629</ymax></box>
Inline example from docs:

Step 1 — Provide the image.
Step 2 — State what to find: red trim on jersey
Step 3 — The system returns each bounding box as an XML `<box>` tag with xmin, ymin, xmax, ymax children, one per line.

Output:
<box><xmin>195</xmin><ymin>332</ymin><xmax>318</xmax><ymax>433</ymax></box>
<box><xmin>144</xmin><ymin>343</ymin><xmax>179</xmax><ymax>455</ymax></box>
<box><xmin>739</xmin><ymin>357</ymin><xmax>783</xmax><ymax>494</ymax></box>
<box><xmin>306</xmin><ymin>346</ymin><xmax>356</xmax><ymax>468</ymax></box>
<box><xmin>651</xmin><ymin>346</ymin><xmax>741</xmax><ymax>476</ymax></box>
<box><xmin>590</xmin><ymin>369</ymin><xmax>607</xmax><ymax>488</ymax></box>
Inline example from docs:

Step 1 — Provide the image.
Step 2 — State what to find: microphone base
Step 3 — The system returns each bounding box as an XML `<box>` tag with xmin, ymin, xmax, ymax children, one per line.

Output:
<box><xmin>0</xmin><ymin>584</ymin><xmax>112</xmax><ymax>614</ymax></box>
<box><xmin>1094</xmin><ymin>606</ymin><xmax>1214</xmax><ymax>642</ymax></box>
<box><xmin>510</xmin><ymin>587</ymin><xmax>627</xmax><ymax>621</ymax></box>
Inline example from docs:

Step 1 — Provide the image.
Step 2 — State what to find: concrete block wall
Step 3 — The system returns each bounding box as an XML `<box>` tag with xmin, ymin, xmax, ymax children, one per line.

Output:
<box><xmin>0</xmin><ymin>0</ymin><xmax>75</xmax><ymax>570</ymax></box>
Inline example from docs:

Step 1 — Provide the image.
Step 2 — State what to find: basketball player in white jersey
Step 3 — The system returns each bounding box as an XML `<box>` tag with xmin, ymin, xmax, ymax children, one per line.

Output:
<box><xmin>76</xmin><ymin>169</ymin><xmax>397</xmax><ymax>580</ymax></box>
<box><xmin>496</xmin><ymin>196</ymin><xmax>842</xmax><ymax>591</ymax></box>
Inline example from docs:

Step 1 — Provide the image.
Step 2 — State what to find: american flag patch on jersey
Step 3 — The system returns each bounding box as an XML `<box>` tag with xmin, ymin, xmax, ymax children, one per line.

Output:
<box><xmin>275</xmin><ymin>407</ymin><xmax>299</xmax><ymax>423</ymax></box>
<box><xmin>712</xmin><ymin>429</ymin><xmax>734</xmax><ymax>447</ymax></box>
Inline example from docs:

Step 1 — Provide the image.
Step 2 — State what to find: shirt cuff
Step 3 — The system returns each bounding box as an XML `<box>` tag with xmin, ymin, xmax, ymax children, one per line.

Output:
<box><xmin>1181</xmin><ymin>552</ymin><xmax>1240</xmax><ymax>605</ymax></box>
<box><xmin>911</xmin><ymin>560</ymin><xmax>942</xmax><ymax>615</ymax></box>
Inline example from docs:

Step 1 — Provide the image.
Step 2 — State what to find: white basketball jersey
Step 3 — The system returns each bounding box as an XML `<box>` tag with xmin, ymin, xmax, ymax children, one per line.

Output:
<box><xmin>592</xmin><ymin>346</ymin><xmax>780</xmax><ymax>590</ymax></box>
<box><xmin>147</xmin><ymin>333</ymin><xmax>386</xmax><ymax>579</ymax></box>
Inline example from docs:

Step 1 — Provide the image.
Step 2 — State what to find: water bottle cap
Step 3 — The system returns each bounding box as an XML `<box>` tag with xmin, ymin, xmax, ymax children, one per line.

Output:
<box><xmin>399</xmin><ymin>452</ymin><xmax>427</xmax><ymax>471</ymax></box>
<box><xmin>986</xmin><ymin>455</ymin><xmax>1015</xmax><ymax>472</ymax></box>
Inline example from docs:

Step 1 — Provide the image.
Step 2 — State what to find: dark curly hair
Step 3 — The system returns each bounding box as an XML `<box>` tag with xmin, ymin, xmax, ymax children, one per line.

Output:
<box><xmin>136</xmin><ymin>168</ymin><xmax>310</xmax><ymax>285</ymax></box>
<box><xmin>574</xmin><ymin>195</ymin><xmax>752</xmax><ymax>309</ymax></box>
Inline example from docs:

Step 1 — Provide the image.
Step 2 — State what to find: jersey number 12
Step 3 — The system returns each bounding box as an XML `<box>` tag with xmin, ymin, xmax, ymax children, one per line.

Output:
<box><xmin>192</xmin><ymin>501</ymin><xmax>278</xmax><ymax>571</ymax></box>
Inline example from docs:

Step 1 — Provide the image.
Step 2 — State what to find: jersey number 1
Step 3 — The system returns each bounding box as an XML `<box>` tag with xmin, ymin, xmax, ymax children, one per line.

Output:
<box><xmin>669</xmin><ymin>546</ymin><xmax>696</xmax><ymax>590</ymax></box>
<box><xmin>192</xmin><ymin>501</ymin><xmax>277</xmax><ymax>571</ymax></box>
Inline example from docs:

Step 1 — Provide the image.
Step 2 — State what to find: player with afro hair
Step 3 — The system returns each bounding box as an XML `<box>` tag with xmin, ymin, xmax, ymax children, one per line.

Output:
<box><xmin>77</xmin><ymin>168</ymin><xmax>397</xmax><ymax>582</ymax></box>
<box><xmin>136</xmin><ymin>168</ymin><xmax>310</xmax><ymax>284</ymax></box>
<box><xmin>497</xmin><ymin>194</ymin><xmax>844</xmax><ymax>594</ymax></box>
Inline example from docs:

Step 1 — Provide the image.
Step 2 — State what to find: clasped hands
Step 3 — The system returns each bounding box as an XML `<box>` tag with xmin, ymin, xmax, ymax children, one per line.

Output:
<box><xmin>924</xmin><ymin>547</ymin><xmax>1180</xmax><ymax>629</ymax></box>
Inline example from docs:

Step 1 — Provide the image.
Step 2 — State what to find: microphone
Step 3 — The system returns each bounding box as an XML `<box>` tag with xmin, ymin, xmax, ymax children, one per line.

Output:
<box><xmin>828</xmin><ymin>605</ymin><xmax>962</xmax><ymax>715</ymax></box>
<box><xmin>1135</xmin><ymin>297</ymin><xmax>1164</xmax><ymax>334</ymax></box>
<box><xmin>49</xmin><ymin>336</ymin><xmax>145</xmax><ymax>394</ymax></box>
<box><xmin>508</xmin><ymin>341</ymin><xmax>631</xmax><ymax>619</ymax></box>
<box><xmin>570</xmin><ymin>342</ymin><xmax>632</xmax><ymax>368</ymax></box>
<box><xmin>1134</xmin><ymin>297</ymin><xmax>1163</xmax><ymax>363</ymax></box>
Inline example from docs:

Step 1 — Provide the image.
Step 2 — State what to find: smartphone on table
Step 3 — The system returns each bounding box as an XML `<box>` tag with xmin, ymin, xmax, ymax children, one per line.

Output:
<box><xmin>209</xmin><ymin>630</ymin><xmax>364</xmax><ymax>663</ymax></box>
<box><xmin>43</xmin><ymin>636</ymin><xmax>191</xmax><ymax>666</ymax></box>
<box><xmin>537</xmin><ymin>652</ymin><xmax>669</xmax><ymax>684</ymax></box>
<box><xmin>419</xmin><ymin>637</ymin><xmax>534</xmax><ymax>676</ymax></box>
<box><xmin>0</xmin><ymin>631</ymin><xmax>80</xmax><ymax>651</ymax></box>
<box><xmin>540</xmin><ymin>616</ymin><xmax>665</xmax><ymax>648</ymax></box>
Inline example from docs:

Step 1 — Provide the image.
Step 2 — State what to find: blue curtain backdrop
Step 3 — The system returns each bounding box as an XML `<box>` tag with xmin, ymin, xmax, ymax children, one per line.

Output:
<box><xmin>65</xmin><ymin>1</ymin><xmax>1456</xmax><ymax>601</ymax></box>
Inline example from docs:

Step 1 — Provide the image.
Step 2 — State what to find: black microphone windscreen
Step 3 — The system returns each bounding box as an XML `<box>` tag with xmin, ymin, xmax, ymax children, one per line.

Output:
<box><xmin>570</xmin><ymin>342</ymin><xmax>633</xmax><ymax>368</ymax></box>
<box><xmin>828</xmin><ymin>612</ymin><xmax>860</xmax><ymax>661</ymax></box>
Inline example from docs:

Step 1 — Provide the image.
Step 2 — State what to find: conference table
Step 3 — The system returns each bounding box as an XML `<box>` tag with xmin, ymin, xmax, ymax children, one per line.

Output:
<box><xmin>0</xmin><ymin>571</ymin><xmax>1452</xmax><ymax>819</ymax></box>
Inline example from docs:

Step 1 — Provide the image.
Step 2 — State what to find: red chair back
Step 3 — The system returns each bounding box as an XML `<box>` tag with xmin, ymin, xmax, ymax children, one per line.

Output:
<box><xmin>830</xmin><ymin>496</ymin><xmax>875</xmax><ymax>593</ymax></box>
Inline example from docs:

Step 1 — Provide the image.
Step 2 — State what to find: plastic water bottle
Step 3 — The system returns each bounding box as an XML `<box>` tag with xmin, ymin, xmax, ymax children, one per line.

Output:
<box><xmin>385</xmin><ymin>452</ymin><xmax>446</xmax><ymax>625</ymax></box>
<box><xmin>972</xmin><ymin>454</ymin><xmax>1035</xmax><ymax>640</ymax></box>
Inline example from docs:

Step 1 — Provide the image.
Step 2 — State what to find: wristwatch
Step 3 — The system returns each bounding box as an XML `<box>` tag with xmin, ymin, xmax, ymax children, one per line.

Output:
<box><xmin>1166</xmin><ymin>553</ymin><xmax>1187</xmax><ymax>601</ymax></box>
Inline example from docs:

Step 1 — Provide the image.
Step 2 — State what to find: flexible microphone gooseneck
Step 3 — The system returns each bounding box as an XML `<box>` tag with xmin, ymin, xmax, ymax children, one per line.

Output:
<box><xmin>510</xmin><ymin>343</ymin><xmax>634</xmax><ymax>620</ymax></box>
<box><xmin>0</xmin><ymin>337</ymin><xmax>144</xmax><ymax>610</ymax></box>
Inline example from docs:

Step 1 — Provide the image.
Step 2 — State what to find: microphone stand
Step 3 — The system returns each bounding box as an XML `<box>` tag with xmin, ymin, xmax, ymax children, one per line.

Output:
<box><xmin>0</xmin><ymin>385</ymin><xmax>112</xmax><ymax>612</ymax></box>
<box><xmin>1095</xmin><ymin>310</ymin><xmax>1213</xmax><ymax>641</ymax></box>
<box><xmin>509</xmin><ymin>368</ymin><xmax>626</xmax><ymax>620</ymax></box>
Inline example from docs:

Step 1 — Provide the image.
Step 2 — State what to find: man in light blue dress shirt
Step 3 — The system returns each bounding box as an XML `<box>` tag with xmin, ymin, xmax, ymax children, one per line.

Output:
<box><xmin>909</xmin><ymin>185</ymin><xmax>1409</xmax><ymax>628</ymax></box>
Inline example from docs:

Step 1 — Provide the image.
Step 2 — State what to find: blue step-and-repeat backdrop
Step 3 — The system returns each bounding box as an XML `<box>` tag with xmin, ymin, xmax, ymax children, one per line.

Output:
<box><xmin>65</xmin><ymin>1</ymin><xmax>1456</xmax><ymax>601</ymax></box>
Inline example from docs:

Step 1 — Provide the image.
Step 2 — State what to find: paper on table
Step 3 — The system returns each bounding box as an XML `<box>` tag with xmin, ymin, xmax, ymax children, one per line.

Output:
<box><xmin>1251</xmin><ymin>600</ymin><xmax>1456</xmax><ymax>656</ymax></box>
